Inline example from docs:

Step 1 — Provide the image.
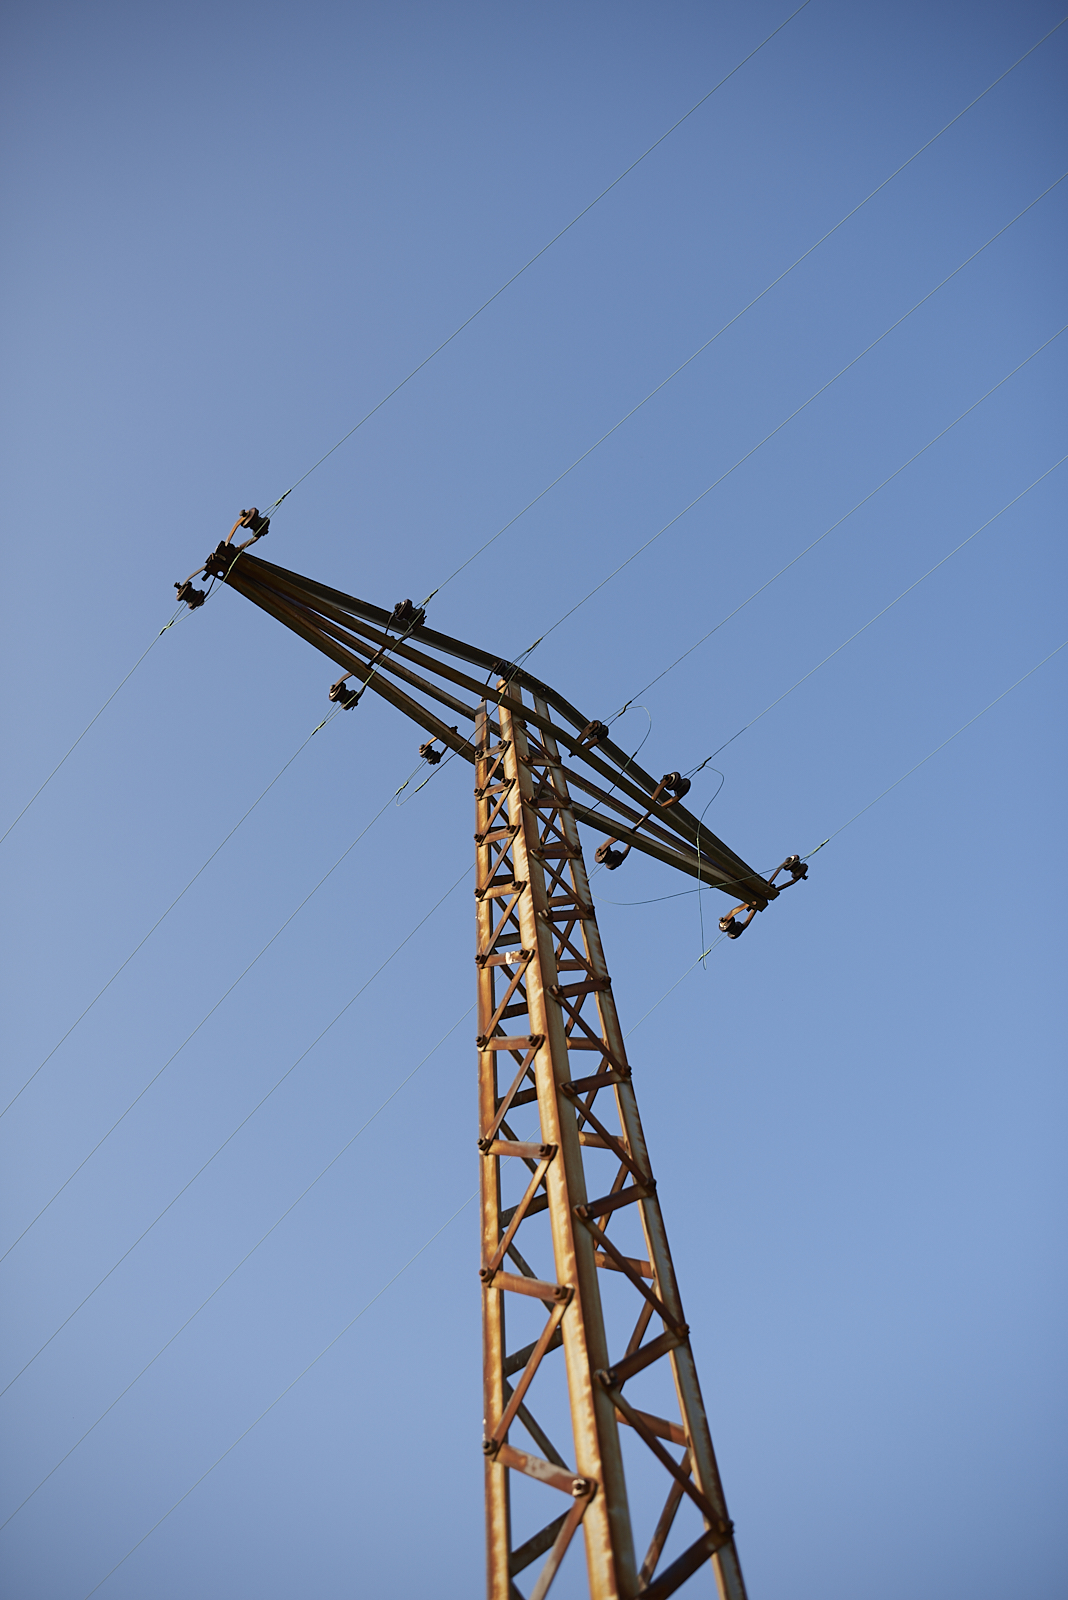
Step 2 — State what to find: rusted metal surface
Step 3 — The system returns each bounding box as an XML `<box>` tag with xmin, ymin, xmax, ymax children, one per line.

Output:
<box><xmin>474</xmin><ymin>683</ymin><xmax>750</xmax><ymax>1599</ymax></box>
<box><xmin>184</xmin><ymin>539</ymin><xmax>789</xmax><ymax>1599</ymax></box>
<box><xmin>203</xmin><ymin>548</ymin><xmax>789</xmax><ymax>911</ymax></box>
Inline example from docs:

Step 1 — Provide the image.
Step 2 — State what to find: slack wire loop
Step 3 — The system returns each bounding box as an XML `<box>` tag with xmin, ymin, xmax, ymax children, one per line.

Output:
<box><xmin>612</xmin><ymin>648</ymin><xmax>1067</xmax><ymax>1019</ymax></box>
<box><xmin>613</xmin><ymin>322</ymin><xmax>1068</xmax><ymax>718</ymax></box>
<box><xmin>520</xmin><ymin>172</ymin><xmax>1066</xmax><ymax>661</ymax></box>
<box><xmin>0</xmin><ymin>761</ymin><xmax>444</xmax><ymax>1266</ymax></box>
<box><xmin>0</xmin><ymin>863</ymin><xmax>469</xmax><ymax>1393</ymax></box>
<box><xmin>0</xmin><ymin>708</ymin><xmax>344</xmax><ymax>1122</ymax></box>
<box><xmin>79</xmin><ymin>1194</ymin><xmax>477</xmax><ymax>1600</ymax></box>
<box><xmin>706</xmin><ymin>454</ymin><xmax>1068</xmax><ymax>762</ymax></box>
<box><xmin>264</xmin><ymin>2</ymin><xmax>813</xmax><ymax>518</ymax></box>
<box><xmin>0</xmin><ymin>606</ymin><xmax>185</xmax><ymax>851</ymax></box>
<box><xmin>428</xmin><ymin>15</ymin><xmax>1068</xmax><ymax>604</ymax></box>
<box><xmin>0</xmin><ymin>1010</ymin><xmax>472</xmax><ymax>1523</ymax></box>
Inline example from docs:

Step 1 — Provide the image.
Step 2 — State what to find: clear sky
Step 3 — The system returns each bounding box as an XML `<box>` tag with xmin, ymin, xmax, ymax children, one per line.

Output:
<box><xmin>1</xmin><ymin>3</ymin><xmax>1065</xmax><ymax>1597</ymax></box>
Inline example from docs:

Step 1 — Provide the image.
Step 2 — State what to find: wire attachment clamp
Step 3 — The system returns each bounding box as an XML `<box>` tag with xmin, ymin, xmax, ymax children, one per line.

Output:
<box><xmin>718</xmin><ymin>854</ymin><xmax>808</xmax><ymax>938</ymax></box>
<box><xmin>594</xmin><ymin>771</ymin><xmax>693</xmax><ymax>870</ymax></box>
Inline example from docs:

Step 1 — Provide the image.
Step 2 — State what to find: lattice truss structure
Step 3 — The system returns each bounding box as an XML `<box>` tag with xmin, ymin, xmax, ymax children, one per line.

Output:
<box><xmin>475</xmin><ymin>693</ymin><xmax>744</xmax><ymax>1600</ymax></box>
<box><xmin>178</xmin><ymin>527</ymin><xmax>806</xmax><ymax>1598</ymax></box>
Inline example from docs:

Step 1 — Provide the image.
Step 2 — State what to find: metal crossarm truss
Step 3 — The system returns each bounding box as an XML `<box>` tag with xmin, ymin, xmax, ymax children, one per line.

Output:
<box><xmin>179</xmin><ymin>536</ymin><xmax>806</xmax><ymax>1598</ymax></box>
<box><xmin>201</xmin><ymin>546</ymin><xmax>780</xmax><ymax>909</ymax></box>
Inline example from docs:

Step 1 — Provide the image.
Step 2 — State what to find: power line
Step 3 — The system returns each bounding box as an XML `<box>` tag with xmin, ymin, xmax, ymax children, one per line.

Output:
<box><xmin>425</xmin><ymin>16</ymin><xmax>1068</xmax><ymax>604</ymax></box>
<box><xmin>22</xmin><ymin>640</ymin><xmax>1065</xmax><ymax>1571</ymax></box>
<box><xmin>0</xmin><ymin>708</ymin><xmax>344</xmax><ymax>1122</ymax></box>
<box><xmin>0</xmin><ymin>771</ymin><xmax>458</xmax><ymax>1265</ymax></box>
<box><xmin>0</xmin><ymin>862</ymin><xmax>469</xmax><ymax>1389</ymax></box>
<box><xmin>705</xmin><ymin>454</ymin><xmax>1067</xmax><ymax>762</ymax></box>
<box><xmin>802</xmin><ymin>640</ymin><xmax>1067</xmax><ymax>860</ymax></box>
<box><xmin>516</xmin><ymin>173</ymin><xmax>1066</xmax><ymax>661</ymax></box>
<box><xmin>0</xmin><ymin>1009</ymin><xmax>472</xmax><ymax>1524</ymax></box>
<box><xmin>0</xmin><ymin>606</ymin><xmax>184</xmax><ymax>851</ymax></box>
<box><xmin>612</xmin><ymin>323</ymin><xmax>1068</xmax><ymax>718</ymax></box>
<box><xmin>79</xmin><ymin>1192</ymin><xmax>477</xmax><ymax>1600</ymax></box>
<box><xmin>263</xmin><ymin>2</ymin><xmax>814</xmax><ymax>518</ymax></box>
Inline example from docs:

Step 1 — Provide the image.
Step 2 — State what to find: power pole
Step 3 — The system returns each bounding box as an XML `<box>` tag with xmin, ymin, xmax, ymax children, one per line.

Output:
<box><xmin>177</xmin><ymin>524</ymin><xmax>807</xmax><ymax>1598</ymax></box>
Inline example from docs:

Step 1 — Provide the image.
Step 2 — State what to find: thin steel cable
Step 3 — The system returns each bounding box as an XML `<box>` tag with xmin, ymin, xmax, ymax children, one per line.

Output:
<box><xmin>0</xmin><ymin>1009</ymin><xmax>472</xmax><ymax>1519</ymax></box>
<box><xmin>426</xmin><ymin>16</ymin><xmax>1068</xmax><ymax>604</ymax></box>
<box><xmin>0</xmin><ymin>863</ymin><xmax>470</xmax><ymax>1392</ymax></box>
<box><xmin>705</xmin><ymin>454</ymin><xmax>1067</xmax><ymax>763</ymax></box>
<box><xmin>79</xmin><ymin>1192</ymin><xmax>477</xmax><ymax>1600</ymax></box>
<box><xmin>515</xmin><ymin>173</ymin><xmax>1065</xmax><ymax>662</ymax></box>
<box><xmin>0</xmin><ymin>708</ymin><xmax>344</xmax><ymax>1122</ymax></box>
<box><xmin>0</xmin><ymin>606</ymin><xmax>185</xmax><ymax>850</ymax></box>
<box><xmin>611</xmin><ymin>322</ymin><xmax>1068</xmax><ymax>719</ymax></box>
<box><xmin>801</xmin><ymin>640</ymin><xmax>1067</xmax><ymax>862</ymax></box>
<box><xmin>56</xmin><ymin>644</ymin><xmax>1066</xmax><ymax>1567</ymax></box>
<box><xmin>263</xmin><ymin>2</ymin><xmax>814</xmax><ymax>519</ymax></box>
<box><xmin>626</xmin><ymin>937</ymin><xmax>728</xmax><ymax>1035</ymax></box>
<box><xmin>0</xmin><ymin>761</ymin><xmax>444</xmax><ymax>1265</ymax></box>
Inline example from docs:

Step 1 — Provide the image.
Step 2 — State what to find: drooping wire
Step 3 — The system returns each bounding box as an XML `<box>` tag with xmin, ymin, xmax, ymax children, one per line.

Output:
<box><xmin>701</xmin><ymin>455</ymin><xmax>1067</xmax><ymax>765</ymax></box>
<box><xmin>260</xmin><ymin>2</ymin><xmax>815</xmax><ymax>522</ymax></box>
<box><xmin>22</xmin><ymin>641</ymin><xmax>1066</xmax><ymax>1571</ymax></box>
<box><xmin>424</xmin><ymin>18</ymin><xmax>1068</xmax><ymax>606</ymax></box>
<box><xmin>610</xmin><ymin>322</ymin><xmax>1068</xmax><ymax>721</ymax></box>
<box><xmin>613</xmin><ymin>647</ymin><xmax>1067</xmax><ymax>1018</ymax></box>
<box><xmin>0</xmin><ymin>706</ymin><xmax>345</xmax><ymax>1122</ymax></box>
<box><xmin>0</xmin><ymin>1001</ymin><xmax>472</xmax><ymax>1447</ymax></box>
<box><xmin>799</xmin><ymin>640</ymin><xmax>1067</xmax><ymax>864</ymax></box>
<box><xmin>513</xmin><ymin>175</ymin><xmax>1066</xmax><ymax>667</ymax></box>
<box><xmin>0</xmin><ymin>1004</ymin><xmax>470</xmax><ymax>1529</ymax></box>
<box><xmin>0</xmin><ymin>759</ymin><xmax>449</xmax><ymax>1265</ymax></box>
<box><xmin>78</xmin><ymin>1192</ymin><xmax>478</xmax><ymax>1600</ymax></box>
<box><xmin>0</xmin><ymin>605</ymin><xmax>186</xmax><ymax>851</ymax></box>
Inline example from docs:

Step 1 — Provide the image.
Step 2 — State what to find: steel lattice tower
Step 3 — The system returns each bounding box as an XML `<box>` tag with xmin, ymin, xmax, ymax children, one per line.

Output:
<box><xmin>177</xmin><ymin>519</ymin><xmax>806</xmax><ymax>1598</ymax></box>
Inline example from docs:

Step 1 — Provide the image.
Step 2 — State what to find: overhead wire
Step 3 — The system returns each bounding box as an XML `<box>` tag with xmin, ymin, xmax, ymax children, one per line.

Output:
<box><xmin>79</xmin><ymin>1191</ymin><xmax>478</xmax><ymax>1600</ymax></box>
<box><xmin>261</xmin><ymin>1</ymin><xmax>815</xmax><ymax>520</ymax></box>
<box><xmin>424</xmin><ymin>15</ymin><xmax>1068</xmax><ymax>605</ymax></box>
<box><xmin>0</xmin><ymin>604</ymin><xmax>185</xmax><ymax>850</ymax></box>
<box><xmin>0</xmin><ymin>862</ymin><xmax>471</xmax><ymax>1392</ymax></box>
<box><xmin>0</xmin><ymin>707</ymin><xmax>345</xmax><ymax>1122</ymax></box>
<box><xmin>512</xmin><ymin>173</ymin><xmax>1066</xmax><ymax>665</ymax></box>
<box><xmin>27</xmin><ymin>640</ymin><xmax>1066</xmax><ymax>1576</ymax></box>
<box><xmin>4</xmin><ymin>16</ymin><xmax>1062</xmax><ymax>866</ymax></box>
<box><xmin>13</xmin><ymin>19</ymin><xmax>1066</xmax><ymax>1568</ymax></box>
<box><xmin>702</xmin><ymin>453</ymin><xmax>1067</xmax><ymax>764</ymax></box>
<box><xmin>0</xmin><ymin>1009</ymin><xmax>473</xmax><ymax>1523</ymax></box>
<box><xmin>800</xmin><ymin>639</ymin><xmax>1067</xmax><ymax>863</ymax></box>
<box><xmin>0</xmin><ymin>762</ymin><xmax>456</xmax><ymax>1265</ymax></box>
<box><xmin>611</xmin><ymin>321</ymin><xmax>1068</xmax><ymax>720</ymax></box>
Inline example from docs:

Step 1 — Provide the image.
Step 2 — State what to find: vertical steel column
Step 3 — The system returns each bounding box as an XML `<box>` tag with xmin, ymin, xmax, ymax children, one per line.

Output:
<box><xmin>477</xmin><ymin>702</ymin><xmax>513</xmax><ymax>1596</ymax></box>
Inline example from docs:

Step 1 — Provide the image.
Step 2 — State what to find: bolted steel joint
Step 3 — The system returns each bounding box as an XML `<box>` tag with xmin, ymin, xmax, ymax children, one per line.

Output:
<box><xmin>571</xmin><ymin>1477</ymin><xmax>593</xmax><ymax>1498</ymax></box>
<box><xmin>482</xmin><ymin>1437</ymin><xmax>501</xmax><ymax>1458</ymax></box>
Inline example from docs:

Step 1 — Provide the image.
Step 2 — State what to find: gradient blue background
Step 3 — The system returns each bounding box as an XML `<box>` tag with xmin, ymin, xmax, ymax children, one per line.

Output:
<box><xmin>1</xmin><ymin>3</ymin><xmax>1065</xmax><ymax>1596</ymax></box>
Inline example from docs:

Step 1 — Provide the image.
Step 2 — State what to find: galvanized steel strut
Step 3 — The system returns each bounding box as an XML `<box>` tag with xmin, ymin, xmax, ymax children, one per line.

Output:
<box><xmin>178</xmin><ymin>525</ymin><xmax>806</xmax><ymax>1600</ymax></box>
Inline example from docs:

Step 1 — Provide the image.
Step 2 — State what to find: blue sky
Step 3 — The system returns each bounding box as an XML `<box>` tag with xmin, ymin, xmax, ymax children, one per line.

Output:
<box><xmin>1</xmin><ymin>3</ymin><xmax>1065</xmax><ymax>1597</ymax></box>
